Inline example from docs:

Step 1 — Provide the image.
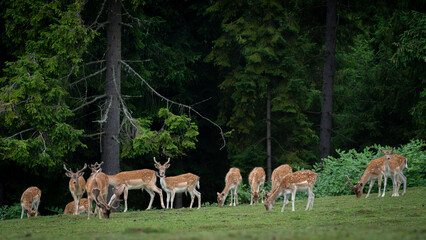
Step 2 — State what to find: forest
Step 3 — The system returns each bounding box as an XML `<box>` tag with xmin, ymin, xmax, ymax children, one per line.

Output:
<box><xmin>0</xmin><ymin>0</ymin><xmax>424</xmax><ymax>214</ymax></box>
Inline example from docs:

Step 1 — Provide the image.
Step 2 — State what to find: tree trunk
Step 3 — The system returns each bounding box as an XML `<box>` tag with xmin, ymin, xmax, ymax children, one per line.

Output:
<box><xmin>102</xmin><ymin>0</ymin><xmax>121</xmax><ymax>198</ymax></box>
<box><xmin>175</xmin><ymin>193</ymin><xmax>183</xmax><ymax>209</ymax></box>
<box><xmin>319</xmin><ymin>0</ymin><xmax>337</xmax><ymax>160</ymax></box>
<box><xmin>266</xmin><ymin>83</ymin><xmax>272</xmax><ymax>182</ymax></box>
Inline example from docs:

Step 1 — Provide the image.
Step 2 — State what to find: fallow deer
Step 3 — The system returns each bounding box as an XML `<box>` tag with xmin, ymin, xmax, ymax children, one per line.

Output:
<box><xmin>64</xmin><ymin>198</ymin><xmax>89</xmax><ymax>215</ymax></box>
<box><xmin>90</xmin><ymin>170</ymin><xmax>125</xmax><ymax>219</ymax></box>
<box><xmin>20</xmin><ymin>187</ymin><xmax>41</xmax><ymax>219</ymax></box>
<box><xmin>63</xmin><ymin>163</ymin><xmax>87</xmax><ymax>215</ymax></box>
<box><xmin>154</xmin><ymin>158</ymin><xmax>201</xmax><ymax>209</ymax></box>
<box><xmin>248</xmin><ymin>167</ymin><xmax>266</xmax><ymax>204</ymax></box>
<box><xmin>89</xmin><ymin>161</ymin><xmax>103</xmax><ymax>175</ymax></box>
<box><xmin>86</xmin><ymin>168</ymin><xmax>109</xmax><ymax>219</ymax></box>
<box><xmin>106</xmin><ymin>168</ymin><xmax>165</xmax><ymax>211</ymax></box>
<box><xmin>217</xmin><ymin>168</ymin><xmax>242</xmax><ymax>207</ymax></box>
<box><xmin>264</xmin><ymin>170</ymin><xmax>317</xmax><ymax>212</ymax></box>
<box><xmin>271</xmin><ymin>164</ymin><xmax>293</xmax><ymax>193</ymax></box>
<box><xmin>380</xmin><ymin>149</ymin><xmax>408</xmax><ymax>197</ymax></box>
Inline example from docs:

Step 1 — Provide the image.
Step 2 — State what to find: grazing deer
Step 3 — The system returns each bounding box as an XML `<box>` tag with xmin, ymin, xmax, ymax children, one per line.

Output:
<box><xmin>345</xmin><ymin>151</ymin><xmax>408</xmax><ymax>198</ymax></box>
<box><xmin>248</xmin><ymin>167</ymin><xmax>266</xmax><ymax>204</ymax></box>
<box><xmin>106</xmin><ymin>168</ymin><xmax>165</xmax><ymax>212</ymax></box>
<box><xmin>20</xmin><ymin>187</ymin><xmax>41</xmax><ymax>219</ymax></box>
<box><xmin>63</xmin><ymin>163</ymin><xmax>87</xmax><ymax>215</ymax></box>
<box><xmin>89</xmin><ymin>170</ymin><xmax>125</xmax><ymax>219</ymax></box>
<box><xmin>271</xmin><ymin>164</ymin><xmax>293</xmax><ymax>193</ymax></box>
<box><xmin>379</xmin><ymin>149</ymin><xmax>408</xmax><ymax>197</ymax></box>
<box><xmin>217</xmin><ymin>168</ymin><xmax>242</xmax><ymax>207</ymax></box>
<box><xmin>264</xmin><ymin>170</ymin><xmax>317</xmax><ymax>212</ymax></box>
<box><xmin>86</xmin><ymin>168</ymin><xmax>109</xmax><ymax>219</ymax></box>
<box><xmin>64</xmin><ymin>198</ymin><xmax>89</xmax><ymax>215</ymax></box>
<box><xmin>154</xmin><ymin>158</ymin><xmax>201</xmax><ymax>209</ymax></box>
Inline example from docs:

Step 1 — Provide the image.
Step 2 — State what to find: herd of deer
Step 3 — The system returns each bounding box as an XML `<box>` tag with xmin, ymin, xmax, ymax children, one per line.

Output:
<box><xmin>19</xmin><ymin>149</ymin><xmax>408</xmax><ymax>219</ymax></box>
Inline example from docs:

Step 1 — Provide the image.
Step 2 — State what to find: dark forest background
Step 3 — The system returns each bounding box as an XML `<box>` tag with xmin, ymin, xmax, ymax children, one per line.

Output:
<box><xmin>0</xmin><ymin>0</ymin><xmax>424</xmax><ymax>213</ymax></box>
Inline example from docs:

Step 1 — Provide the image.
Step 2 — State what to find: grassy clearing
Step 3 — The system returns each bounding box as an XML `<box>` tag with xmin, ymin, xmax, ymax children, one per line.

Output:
<box><xmin>1</xmin><ymin>187</ymin><xmax>425</xmax><ymax>240</ymax></box>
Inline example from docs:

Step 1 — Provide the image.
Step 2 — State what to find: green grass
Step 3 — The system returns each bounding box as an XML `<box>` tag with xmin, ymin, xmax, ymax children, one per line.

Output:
<box><xmin>1</xmin><ymin>187</ymin><xmax>425</xmax><ymax>240</ymax></box>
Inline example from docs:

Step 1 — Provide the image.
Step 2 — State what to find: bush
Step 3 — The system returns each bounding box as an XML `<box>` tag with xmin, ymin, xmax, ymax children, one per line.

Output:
<box><xmin>0</xmin><ymin>203</ymin><xmax>22</xmax><ymax>220</ymax></box>
<box><xmin>313</xmin><ymin>139</ymin><xmax>425</xmax><ymax>197</ymax></box>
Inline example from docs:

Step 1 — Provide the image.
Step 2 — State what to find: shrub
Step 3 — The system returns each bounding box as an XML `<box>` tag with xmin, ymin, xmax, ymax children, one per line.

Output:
<box><xmin>313</xmin><ymin>139</ymin><xmax>425</xmax><ymax>197</ymax></box>
<box><xmin>0</xmin><ymin>203</ymin><xmax>22</xmax><ymax>220</ymax></box>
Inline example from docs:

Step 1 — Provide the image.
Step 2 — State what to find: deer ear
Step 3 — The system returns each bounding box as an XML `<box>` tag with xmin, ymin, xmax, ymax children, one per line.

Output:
<box><xmin>65</xmin><ymin>172</ymin><xmax>72</xmax><ymax>178</ymax></box>
<box><xmin>165</xmin><ymin>164</ymin><xmax>170</xmax><ymax>169</ymax></box>
<box><xmin>379</xmin><ymin>149</ymin><xmax>384</xmax><ymax>153</ymax></box>
<box><xmin>390</xmin><ymin>148</ymin><xmax>394</xmax><ymax>153</ymax></box>
<box><xmin>78</xmin><ymin>171</ymin><xmax>84</xmax><ymax>178</ymax></box>
<box><xmin>217</xmin><ymin>192</ymin><xmax>220</xmax><ymax>196</ymax></box>
<box><xmin>154</xmin><ymin>164</ymin><xmax>160</xmax><ymax>169</ymax></box>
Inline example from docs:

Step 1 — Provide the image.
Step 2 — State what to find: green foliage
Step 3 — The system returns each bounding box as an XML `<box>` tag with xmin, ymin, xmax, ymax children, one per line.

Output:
<box><xmin>0</xmin><ymin>203</ymin><xmax>21</xmax><ymax>220</ymax></box>
<box><xmin>313</xmin><ymin>139</ymin><xmax>426</xmax><ymax>197</ymax></box>
<box><xmin>122</xmin><ymin>108</ymin><xmax>199</xmax><ymax>158</ymax></box>
<box><xmin>45</xmin><ymin>206</ymin><xmax>63</xmax><ymax>215</ymax></box>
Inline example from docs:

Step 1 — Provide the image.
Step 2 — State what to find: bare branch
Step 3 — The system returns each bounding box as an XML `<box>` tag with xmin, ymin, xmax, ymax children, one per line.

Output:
<box><xmin>94</xmin><ymin>96</ymin><xmax>113</xmax><ymax>123</ymax></box>
<box><xmin>120</xmin><ymin>60</ymin><xmax>226</xmax><ymax>150</ymax></box>
<box><xmin>3</xmin><ymin>128</ymin><xmax>35</xmax><ymax>141</ymax></box>
<box><xmin>70</xmin><ymin>67</ymin><xmax>106</xmax><ymax>87</ymax></box>
<box><xmin>72</xmin><ymin>94</ymin><xmax>106</xmax><ymax>112</ymax></box>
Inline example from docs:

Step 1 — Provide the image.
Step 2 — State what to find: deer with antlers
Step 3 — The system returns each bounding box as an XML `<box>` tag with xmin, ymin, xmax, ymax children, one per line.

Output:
<box><xmin>88</xmin><ymin>170</ymin><xmax>125</xmax><ymax>219</ymax></box>
<box><xmin>154</xmin><ymin>158</ymin><xmax>201</xmax><ymax>209</ymax></box>
<box><xmin>264</xmin><ymin>170</ymin><xmax>317</xmax><ymax>212</ymax></box>
<box><xmin>64</xmin><ymin>198</ymin><xmax>89</xmax><ymax>215</ymax></box>
<box><xmin>86</xmin><ymin>166</ymin><xmax>109</xmax><ymax>219</ymax></box>
<box><xmin>20</xmin><ymin>187</ymin><xmax>41</xmax><ymax>219</ymax></box>
<box><xmin>63</xmin><ymin>163</ymin><xmax>87</xmax><ymax>215</ymax></box>
<box><xmin>217</xmin><ymin>168</ymin><xmax>242</xmax><ymax>207</ymax></box>
<box><xmin>248</xmin><ymin>167</ymin><xmax>266</xmax><ymax>205</ymax></box>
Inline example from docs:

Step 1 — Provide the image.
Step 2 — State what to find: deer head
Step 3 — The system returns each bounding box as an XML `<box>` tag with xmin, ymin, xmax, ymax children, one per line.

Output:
<box><xmin>64</xmin><ymin>163</ymin><xmax>87</xmax><ymax>185</ymax></box>
<box><xmin>153</xmin><ymin>157</ymin><xmax>170</xmax><ymax>178</ymax></box>
<box><xmin>216</xmin><ymin>192</ymin><xmax>226</xmax><ymax>207</ymax></box>
<box><xmin>248</xmin><ymin>189</ymin><xmax>264</xmax><ymax>204</ymax></box>
<box><xmin>345</xmin><ymin>175</ymin><xmax>363</xmax><ymax>198</ymax></box>
<box><xmin>379</xmin><ymin>148</ymin><xmax>394</xmax><ymax>161</ymax></box>
<box><xmin>89</xmin><ymin>161</ymin><xmax>104</xmax><ymax>175</ymax></box>
<box><xmin>91</xmin><ymin>170</ymin><xmax>124</xmax><ymax>219</ymax></box>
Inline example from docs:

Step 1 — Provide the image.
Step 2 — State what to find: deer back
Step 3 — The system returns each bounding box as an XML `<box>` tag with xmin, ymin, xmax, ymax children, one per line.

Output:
<box><xmin>249</xmin><ymin>167</ymin><xmax>266</xmax><ymax>186</ymax></box>
<box><xmin>164</xmin><ymin>173</ymin><xmax>199</xmax><ymax>190</ymax></box>
<box><xmin>271</xmin><ymin>164</ymin><xmax>293</xmax><ymax>191</ymax></box>
<box><xmin>64</xmin><ymin>198</ymin><xmax>89</xmax><ymax>215</ymax></box>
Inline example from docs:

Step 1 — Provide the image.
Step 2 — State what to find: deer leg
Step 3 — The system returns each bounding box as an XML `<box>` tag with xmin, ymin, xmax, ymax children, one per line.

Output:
<box><xmin>399</xmin><ymin>172</ymin><xmax>407</xmax><ymax>196</ymax></box>
<box><xmin>281</xmin><ymin>193</ymin><xmax>288</xmax><ymax>212</ymax></box>
<box><xmin>189</xmin><ymin>188</ymin><xmax>195</xmax><ymax>208</ymax></box>
<box><xmin>234</xmin><ymin>186</ymin><xmax>239</xmax><ymax>206</ymax></box>
<box><xmin>366</xmin><ymin>178</ymin><xmax>375</xmax><ymax>198</ymax></box>
<box><xmin>229</xmin><ymin>188</ymin><xmax>233</xmax><ymax>206</ymax></box>
<box><xmin>193</xmin><ymin>188</ymin><xmax>201</xmax><ymax>209</ymax></box>
<box><xmin>170</xmin><ymin>190</ymin><xmax>176</xmax><ymax>209</ymax></box>
<box><xmin>260</xmin><ymin>183</ymin><xmax>264</xmax><ymax>203</ymax></box>
<box><xmin>34</xmin><ymin>199</ymin><xmax>40</xmax><ymax>216</ymax></box>
<box><xmin>123</xmin><ymin>187</ymin><xmax>129</xmax><ymax>212</ymax></box>
<box><xmin>250</xmin><ymin>185</ymin><xmax>253</xmax><ymax>205</ymax></box>
<box><xmin>377</xmin><ymin>175</ymin><xmax>382</xmax><ymax>197</ymax></box>
<box><xmin>21</xmin><ymin>204</ymin><xmax>25</xmax><ymax>219</ymax></box>
<box><xmin>291</xmin><ymin>189</ymin><xmax>296</xmax><ymax>212</ymax></box>
<box><xmin>392</xmin><ymin>173</ymin><xmax>399</xmax><ymax>197</ymax></box>
<box><xmin>152</xmin><ymin>186</ymin><xmax>165</xmax><ymax>209</ymax></box>
<box><xmin>166</xmin><ymin>191</ymin><xmax>170</xmax><ymax>209</ymax></box>
<box><xmin>382</xmin><ymin>176</ymin><xmax>387</xmax><ymax>197</ymax></box>
<box><xmin>145</xmin><ymin>189</ymin><xmax>155</xmax><ymax>210</ymax></box>
<box><xmin>305</xmin><ymin>189</ymin><xmax>311</xmax><ymax>211</ymax></box>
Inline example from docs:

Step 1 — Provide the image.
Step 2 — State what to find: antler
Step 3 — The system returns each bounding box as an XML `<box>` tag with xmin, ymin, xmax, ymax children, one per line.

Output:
<box><xmin>345</xmin><ymin>175</ymin><xmax>354</xmax><ymax>187</ymax></box>
<box><xmin>110</xmin><ymin>184</ymin><xmax>125</xmax><ymax>209</ymax></box>
<box><xmin>77</xmin><ymin>163</ymin><xmax>87</xmax><ymax>174</ymax></box>
<box><xmin>153</xmin><ymin>157</ymin><xmax>160</xmax><ymax>165</ymax></box>
<box><xmin>165</xmin><ymin>158</ymin><xmax>170</xmax><ymax>165</ymax></box>
<box><xmin>63</xmin><ymin>164</ymin><xmax>73</xmax><ymax>174</ymax></box>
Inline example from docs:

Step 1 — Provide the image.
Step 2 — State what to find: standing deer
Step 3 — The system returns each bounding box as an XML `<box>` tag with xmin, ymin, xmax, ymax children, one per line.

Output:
<box><xmin>64</xmin><ymin>198</ymin><xmax>89</xmax><ymax>215</ymax></box>
<box><xmin>20</xmin><ymin>187</ymin><xmax>41</xmax><ymax>219</ymax></box>
<box><xmin>106</xmin><ymin>167</ymin><xmax>165</xmax><ymax>211</ymax></box>
<box><xmin>380</xmin><ymin>149</ymin><xmax>408</xmax><ymax>197</ymax></box>
<box><xmin>63</xmin><ymin>163</ymin><xmax>87</xmax><ymax>215</ymax></box>
<box><xmin>264</xmin><ymin>170</ymin><xmax>317</xmax><ymax>212</ymax></box>
<box><xmin>153</xmin><ymin>158</ymin><xmax>201</xmax><ymax>209</ymax></box>
<box><xmin>86</xmin><ymin>168</ymin><xmax>109</xmax><ymax>219</ymax></box>
<box><xmin>271</xmin><ymin>164</ymin><xmax>293</xmax><ymax>193</ymax></box>
<box><xmin>217</xmin><ymin>168</ymin><xmax>242</xmax><ymax>207</ymax></box>
<box><xmin>89</xmin><ymin>170</ymin><xmax>125</xmax><ymax>219</ymax></box>
<box><xmin>248</xmin><ymin>167</ymin><xmax>266</xmax><ymax>204</ymax></box>
<box><xmin>89</xmin><ymin>161</ymin><xmax>104</xmax><ymax>175</ymax></box>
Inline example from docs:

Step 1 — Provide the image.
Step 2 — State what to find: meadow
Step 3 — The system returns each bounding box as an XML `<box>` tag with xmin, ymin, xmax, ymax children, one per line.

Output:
<box><xmin>0</xmin><ymin>187</ymin><xmax>424</xmax><ymax>240</ymax></box>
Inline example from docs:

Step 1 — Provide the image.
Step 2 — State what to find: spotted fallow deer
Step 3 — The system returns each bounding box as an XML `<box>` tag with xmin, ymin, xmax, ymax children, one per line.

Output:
<box><xmin>271</xmin><ymin>164</ymin><xmax>293</xmax><ymax>193</ymax></box>
<box><xmin>345</xmin><ymin>151</ymin><xmax>408</xmax><ymax>198</ymax></box>
<box><xmin>20</xmin><ymin>187</ymin><xmax>41</xmax><ymax>219</ymax></box>
<box><xmin>248</xmin><ymin>167</ymin><xmax>266</xmax><ymax>205</ymax></box>
<box><xmin>380</xmin><ymin>149</ymin><xmax>408</xmax><ymax>197</ymax></box>
<box><xmin>217</xmin><ymin>168</ymin><xmax>242</xmax><ymax>207</ymax></box>
<box><xmin>106</xmin><ymin>167</ymin><xmax>165</xmax><ymax>211</ymax></box>
<box><xmin>64</xmin><ymin>198</ymin><xmax>89</xmax><ymax>215</ymax></box>
<box><xmin>264</xmin><ymin>170</ymin><xmax>317</xmax><ymax>212</ymax></box>
<box><xmin>63</xmin><ymin>163</ymin><xmax>87</xmax><ymax>215</ymax></box>
<box><xmin>154</xmin><ymin>158</ymin><xmax>201</xmax><ymax>209</ymax></box>
<box><xmin>86</xmin><ymin>168</ymin><xmax>109</xmax><ymax>219</ymax></box>
<box><xmin>89</xmin><ymin>170</ymin><xmax>125</xmax><ymax>219</ymax></box>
